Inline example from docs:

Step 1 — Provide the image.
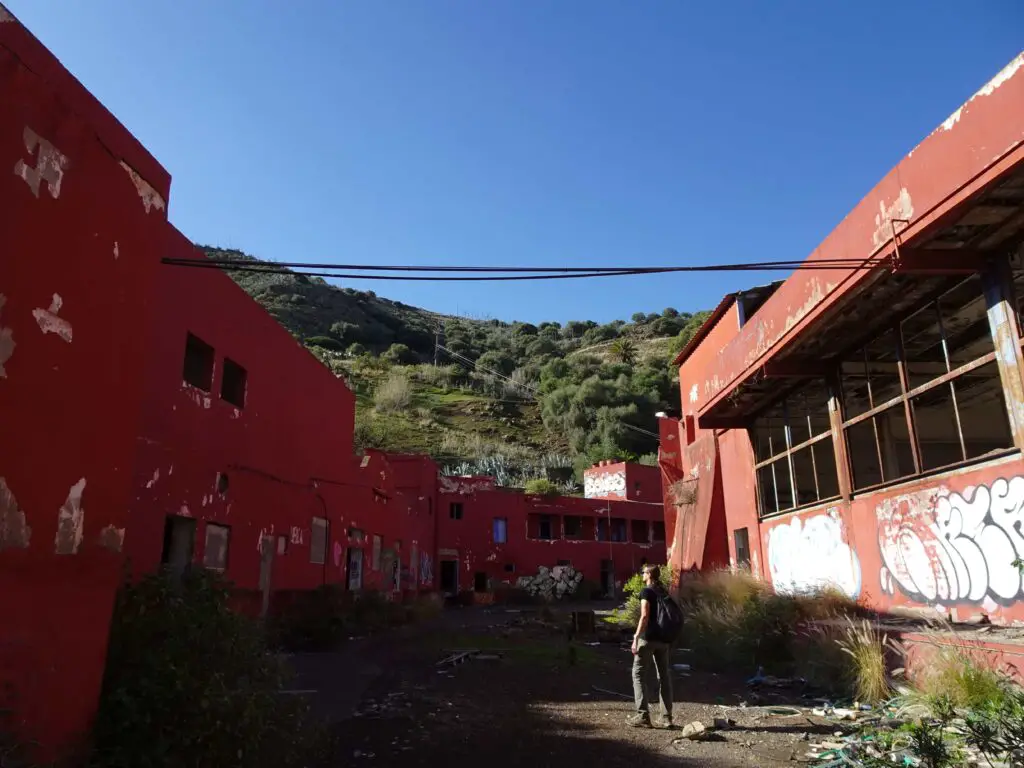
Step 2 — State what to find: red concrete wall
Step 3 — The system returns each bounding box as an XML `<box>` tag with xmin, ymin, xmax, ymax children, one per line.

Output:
<box><xmin>760</xmin><ymin>455</ymin><xmax>1024</xmax><ymax>625</ymax></box>
<box><xmin>583</xmin><ymin>461</ymin><xmax>661</xmax><ymax>502</ymax></box>
<box><xmin>437</xmin><ymin>478</ymin><xmax>666</xmax><ymax>593</ymax></box>
<box><xmin>0</xmin><ymin>9</ymin><xmax>172</xmax><ymax>755</ymax></box>
<box><xmin>127</xmin><ymin>230</ymin><xmax>358</xmax><ymax>595</ymax></box>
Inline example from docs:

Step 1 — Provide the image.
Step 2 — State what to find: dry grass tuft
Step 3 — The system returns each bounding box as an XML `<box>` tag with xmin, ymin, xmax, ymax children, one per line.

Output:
<box><xmin>374</xmin><ymin>371</ymin><xmax>413</xmax><ymax>412</ymax></box>
<box><xmin>836</xmin><ymin>618</ymin><xmax>892</xmax><ymax>703</ymax></box>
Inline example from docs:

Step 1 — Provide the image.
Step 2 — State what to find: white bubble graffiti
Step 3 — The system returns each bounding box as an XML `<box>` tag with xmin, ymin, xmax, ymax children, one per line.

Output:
<box><xmin>584</xmin><ymin>471</ymin><xmax>626</xmax><ymax>499</ymax></box>
<box><xmin>766</xmin><ymin>511</ymin><xmax>862</xmax><ymax>599</ymax></box>
<box><xmin>877</xmin><ymin>476</ymin><xmax>1024</xmax><ymax>606</ymax></box>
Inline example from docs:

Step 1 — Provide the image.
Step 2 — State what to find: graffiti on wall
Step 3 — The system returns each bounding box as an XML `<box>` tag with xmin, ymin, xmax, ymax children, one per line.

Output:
<box><xmin>584</xmin><ymin>471</ymin><xmax>626</xmax><ymax>499</ymax></box>
<box><xmin>878</xmin><ymin>476</ymin><xmax>1024</xmax><ymax>607</ymax></box>
<box><xmin>766</xmin><ymin>510</ymin><xmax>862</xmax><ymax>599</ymax></box>
<box><xmin>419</xmin><ymin>551</ymin><xmax>433</xmax><ymax>586</ymax></box>
<box><xmin>439</xmin><ymin>476</ymin><xmax>495</xmax><ymax>495</ymax></box>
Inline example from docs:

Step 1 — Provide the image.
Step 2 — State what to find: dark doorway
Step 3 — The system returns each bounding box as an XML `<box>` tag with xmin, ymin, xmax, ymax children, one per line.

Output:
<box><xmin>440</xmin><ymin>559</ymin><xmax>458</xmax><ymax>594</ymax></box>
<box><xmin>734</xmin><ymin>528</ymin><xmax>751</xmax><ymax>569</ymax></box>
<box><xmin>160</xmin><ymin>515</ymin><xmax>196</xmax><ymax>579</ymax></box>
<box><xmin>474</xmin><ymin>572</ymin><xmax>488</xmax><ymax>592</ymax></box>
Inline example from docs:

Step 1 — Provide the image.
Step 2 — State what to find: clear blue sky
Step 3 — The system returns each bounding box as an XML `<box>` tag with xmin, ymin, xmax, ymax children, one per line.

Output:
<box><xmin>9</xmin><ymin>1</ymin><xmax>1022</xmax><ymax>324</ymax></box>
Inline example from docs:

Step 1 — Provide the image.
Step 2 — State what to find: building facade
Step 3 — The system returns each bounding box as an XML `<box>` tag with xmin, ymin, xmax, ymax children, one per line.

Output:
<box><xmin>660</xmin><ymin>52</ymin><xmax>1024</xmax><ymax>626</ymax></box>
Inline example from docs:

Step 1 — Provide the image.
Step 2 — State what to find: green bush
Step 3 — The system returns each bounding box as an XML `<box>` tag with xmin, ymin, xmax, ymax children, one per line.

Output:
<box><xmin>523</xmin><ymin>478</ymin><xmax>559</xmax><ymax>496</ymax></box>
<box><xmin>90</xmin><ymin>570</ymin><xmax>329</xmax><ymax>768</ymax></box>
<box><xmin>305</xmin><ymin>335</ymin><xmax>343</xmax><ymax>351</ymax></box>
<box><xmin>382</xmin><ymin>343</ymin><xmax>415</xmax><ymax>364</ymax></box>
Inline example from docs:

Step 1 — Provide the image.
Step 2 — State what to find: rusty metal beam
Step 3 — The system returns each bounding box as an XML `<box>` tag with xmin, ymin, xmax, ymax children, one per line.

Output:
<box><xmin>983</xmin><ymin>262</ymin><xmax>1024</xmax><ymax>452</ymax></box>
<box><xmin>762</xmin><ymin>360</ymin><xmax>832</xmax><ymax>378</ymax></box>
<box><xmin>828</xmin><ymin>372</ymin><xmax>853</xmax><ymax>502</ymax></box>
<box><xmin>891</xmin><ymin>248</ymin><xmax>988</xmax><ymax>275</ymax></box>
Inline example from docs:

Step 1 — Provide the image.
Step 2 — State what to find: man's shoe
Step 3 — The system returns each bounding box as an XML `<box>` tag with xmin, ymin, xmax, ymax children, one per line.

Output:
<box><xmin>656</xmin><ymin>714</ymin><xmax>674</xmax><ymax>729</ymax></box>
<box><xmin>626</xmin><ymin>713</ymin><xmax>652</xmax><ymax>728</ymax></box>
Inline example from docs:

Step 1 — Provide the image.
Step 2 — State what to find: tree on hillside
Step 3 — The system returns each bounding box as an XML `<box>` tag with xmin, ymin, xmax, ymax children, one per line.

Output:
<box><xmin>609</xmin><ymin>338</ymin><xmax>638</xmax><ymax>367</ymax></box>
<box><xmin>383</xmin><ymin>343</ymin><xmax>415</xmax><ymax>364</ymax></box>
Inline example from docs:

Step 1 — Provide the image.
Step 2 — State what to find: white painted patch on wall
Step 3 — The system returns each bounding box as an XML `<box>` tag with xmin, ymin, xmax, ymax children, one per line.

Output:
<box><xmin>584</xmin><ymin>470</ymin><xmax>626</xmax><ymax>499</ymax></box>
<box><xmin>55</xmin><ymin>478</ymin><xmax>86</xmax><ymax>554</ymax></box>
<box><xmin>145</xmin><ymin>469</ymin><xmax>160</xmax><ymax>489</ymax></box>
<box><xmin>180</xmin><ymin>504</ymin><xmax>191</xmax><ymax>517</ymax></box>
<box><xmin>940</xmin><ymin>107</ymin><xmax>963</xmax><ymax>132</ymax></box>
<box><xmin>0</xmin><ymin>295</ymin><xmax>15</xmax><ymax>379</ymax></box>
<box><xmin>0</xmin><ymin>477</ymin><xmax>31</xmax><ymax>549</ymax></box>
<box><xmin>119</xmin><ymin>161</ymin><xmax>166</xmax><ymax>214</ymax></box>
<box><xmin>32</xmin><ymin>294</ymin><xmax>72</xmax><ymax>342</ymax></box>
<box><xmin>14</xmin><ymin>126</ymin><xmax>68</xmax><ymax>198</ymax></box>
<box><xmin>766</xmin><ymin>510</ymin><xmax>862</xmax><ymax>599</ymax></box>
<box><xmin>872</xmin><ymin>188</ymin><xmax>914</xmax><ymax>249</ymax></box>
<box><xmin>98</xmin><ymin>524</ymin><xmax>125</xmax><ymax>552</ymax></box>
<box><xmin>689</xmin><ymin>384</ymin><xmax>698</xmax><ymax>403</ymax></box>
<box><xmin>113</xmin><ymin>241</ymin><xmax>119</xmax><ymax>260</ymax></box>
<box><xmin>976</xmin><ymin>53</ymin><xmax>1023</xmax><ymax>98</ymax></box>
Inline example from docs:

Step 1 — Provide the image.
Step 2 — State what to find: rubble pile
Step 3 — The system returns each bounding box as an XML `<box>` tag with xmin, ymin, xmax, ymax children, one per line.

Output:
<box><xmin>515</xmin><ymin>565</ymin><xmax>583</xmax><ymax>599</ymax></box>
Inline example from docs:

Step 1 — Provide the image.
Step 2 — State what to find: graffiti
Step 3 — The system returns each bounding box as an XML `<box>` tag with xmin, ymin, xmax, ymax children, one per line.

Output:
<box><xmin>439</xmin><ymin>476</ymin><xmax>495</xmax><ymax>495</ymax></box>
<box><xmin>584</xmin><ymin>471</ymin><xmax>626</xmax><ymax>499</ymax></box>
<box><xmin>290</xmin><ymin>526</ymin><xmax>304</xmax><ymax>545</ymax></box>
<box><xmin>419</xmin><ymin>551</ymin><xmax>433</xmax><ymax>586</ymax></box>
<box><xmin>878</xmin><ymin>476</ymin><xmax>1024</xmax><ymax>606</ymax></box>
<box><xmin>766</xmin><ymin>510</ymin><xmax>861</xmax><ymax>599</ymax></box>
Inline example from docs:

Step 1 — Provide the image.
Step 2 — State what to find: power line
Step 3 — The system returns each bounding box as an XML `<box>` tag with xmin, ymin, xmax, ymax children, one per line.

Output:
<box><xmin>163</xmin><ymin>256</ymin><xmax>888</xmax><ymax>281</ymax></box>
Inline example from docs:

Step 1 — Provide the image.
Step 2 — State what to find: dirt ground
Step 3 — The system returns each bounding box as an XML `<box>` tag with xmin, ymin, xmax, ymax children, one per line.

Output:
<box><xmin>293</xmin><ymin>604</ymin><xmax>855</xmax><ymax>768</ymax></box>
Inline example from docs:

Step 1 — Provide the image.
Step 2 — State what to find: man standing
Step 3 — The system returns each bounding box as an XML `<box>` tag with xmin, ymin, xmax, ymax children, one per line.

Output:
<box><xmin>627</xmin><ymin>564</ymin><xmax>675</xmax><ymax>728</ymax></box>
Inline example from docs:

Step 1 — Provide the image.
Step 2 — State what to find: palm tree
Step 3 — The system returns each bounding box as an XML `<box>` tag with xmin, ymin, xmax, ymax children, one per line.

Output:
<box><xmin>609</xmin><ymin>338</ymin><xmax>638</xmax><ymax>367</ymax></box>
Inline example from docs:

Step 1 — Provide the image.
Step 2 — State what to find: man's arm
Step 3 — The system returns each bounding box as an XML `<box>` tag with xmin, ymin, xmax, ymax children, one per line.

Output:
<box><xmin>632</xmin><ymin>596</ymin><xmax>650</xmax><ymax>653</ymax></box>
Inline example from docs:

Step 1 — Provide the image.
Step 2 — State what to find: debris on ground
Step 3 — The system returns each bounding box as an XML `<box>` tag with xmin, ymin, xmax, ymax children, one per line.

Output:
<box><xmin>681</xmin><ymin>721</ymin><xmax>707</xmax><ymax>740</ymax></box>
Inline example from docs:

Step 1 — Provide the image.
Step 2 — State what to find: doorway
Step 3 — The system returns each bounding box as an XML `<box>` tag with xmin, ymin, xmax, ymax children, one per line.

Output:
<box><xmin>474</xmin><ymin>572</ymin><xmax>488</xmax><ymax>592</ymax></box>
<box><xmin>160</xmin><ymin>515</ymin><xmax>196</xmax><ymax>579</ymax></box>
<box><xmin>346</xmin><ymin>547</ymin><xmax>364</xmax><ymax>591</ymax></box>
<box><xmin>440</xmin><ymin>559</ymin><xmax>458</xmax><ymax>595</ymax></box>
<box><xmin>600</xmin><ymin>559</ymin><xmax>615</xmax><ymax>597</ymax></box>
<box><xmin>258</xmin><ymin>536</ymin><xmax>275</xmax><ymax>619</ymax></box>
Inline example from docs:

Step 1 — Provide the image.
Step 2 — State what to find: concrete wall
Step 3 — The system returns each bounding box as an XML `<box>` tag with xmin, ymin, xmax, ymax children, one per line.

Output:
<box><xmin>583</xmin><ymin>461</ymin><xmax>661</xmax><ymax>502</ymax></box>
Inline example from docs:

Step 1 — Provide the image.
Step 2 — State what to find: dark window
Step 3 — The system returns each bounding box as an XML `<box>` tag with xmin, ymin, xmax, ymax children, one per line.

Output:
<box><xmin>161</xmin><ymin>515</ymin><xmax>196</xmax><ymax>576</ymax></box>
<box><xmin>734</xmin><ymin>528</ymin><xmax>751</xmax><ymax>569</ymax></box>
<box><xmin>751</xmin><ymin>379</ymin><xmax>840</xmax><ymax>517</ymax></box>
<box><xmin>183</xmin><ymin>332</ymin><xmax>214</xmax><ymax>391</ymax></box>
<box><xmin>538</xmin><ymin>515</ymin><xmax>553</xmax><ymax>540</ymax></box>
<box><xmin>843</xmin><ymin>274</ymin><xmax>1012</xmax><ymax>491</ymax></box>
<box><xmin>610</xmin><ymin>517</ymin><xmax>627</xmax><ymax>543</ymax></box>
<box><xmin>504</xmin><ymin>563</ymin><xmax>515</xmax><ymax>573</ymax></box>
<box><xmin>474</xmin><ymin>572</ymin><xmax>488</xmax><ymax>592</ymax></box>
<box><xmin>652</xmin><ymin>521</ymin><xmax>666</xmax><ymax>543</ymax></box>
<box><xmin>449</xmin><ymin>503</ymin><xmax>463</xmax><ymax>520</ymax></box>
<box><xmin>203</xmin><ymin>523</ymin><xmax>230</xmax><ymax>570</ymax></box>
<box><xmin>220</xmin><ymin>357</ymin><xmax>247</xmax><ymax>408</ymax></box>
<box><xmin>564</xmin><ymin>515</ymin><xmax>583</xmax><ymax>538</ymax></box>
<box><xmin>310</xmin><ymin>517</ymin><xmax>328</xmax><ymax>565</ymax></box>
<box><xmin>631</xmin><ymin>519</ymin><xmax>649</xmax><ymax>544</ymax></box>
<box><xmin>597</xmin><ymin>518</ymin><xmax>609</xmax><ymax>542</ymax></box>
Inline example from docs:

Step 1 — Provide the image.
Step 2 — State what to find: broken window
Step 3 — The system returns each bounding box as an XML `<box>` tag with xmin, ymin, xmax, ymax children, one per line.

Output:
<box><xmin>597</xmin><ymin>518</ymin><xmax>609</xmax><ymax>542</ymax></box>
<box><xmin>203</xmin><ymin>523</ymin><xmax>230</xmax><ymax>571</ymax></box>
<box><xmin>751</xmin><ymin>381</ymin><xmax>839</xmax><ymax>518</ymax></box>
<box><xmin>220</xmin><ymin>357</ymin><xmax>247</xmax><ymax>408</ymax></box>
<box><xmin>564</xmin><ymin>515</ymin><xmax>583</xmax><ymax>539</ymax></box>
<box><xmin>310</xmin><ymin>517</ymin><xmax>328</xmax><ymax>565</ymax></box>
<box><xmin>652</xmin><ymin>521</ymin><xmax>666</xmax><ymax>543</ymax></box>
<box><xmin>841</xmin><ymin>274</ymin><xmax>1012</xmax><ymax>491</ymax></box>
<box><xmin>493</xmin><ymin>517</ymin><xmax>507</xmax><ymax>544</ymax></box>
<box><xmin>734</xmin><ymin>528</ymin><xmax>751</xmax><ymax>569</ymax></box>
<box><xmin>538</xmin><ymin>515</ymin><xmax>554</xmax><ymax>540</ymax></box>
<box><xmin>449</xmin><ymin>502</ymin><xmax>463</xmax><ymax>520</ymax></box>
<box><xmin>183</xmin><ymin>332</ymin><xmax>215</xmax><ymax>391</ymax></box>
<box><xmin>631</xmin><ymin>519</ymin><xmax>649</xmax><ymax>544</ymax></box>
<box><xmin>610</xmin><ymin>517</ymin><xmax>627</xmax><ymax>543</ymax></box>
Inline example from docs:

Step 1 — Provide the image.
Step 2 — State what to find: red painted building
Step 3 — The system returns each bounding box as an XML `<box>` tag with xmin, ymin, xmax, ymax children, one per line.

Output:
<box><xmin>584</xmin><ymin>460</ymin><xmax>662</xmax><ymax>503</ymax></box>
<box><xmin>660</xmin><ymin>52</ymin><xmax>1024</xmax><ymax>630</ymax></box>
<box><xmin>438</xmin><ymin>471</ymin><xmax>666</xmax><ymax>597</ymax></box>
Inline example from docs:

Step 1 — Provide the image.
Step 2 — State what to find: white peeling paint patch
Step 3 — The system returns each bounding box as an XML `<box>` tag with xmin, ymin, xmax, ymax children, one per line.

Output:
<box><xmin>872</xmin><ymin>188</ymin><xmax>914</xmax><ymax>249</ymax></box>
<box><xmin>145</xmin><ymin>469</ymin><xmax>160</xmax><ymax>489</ymax></box>
<box><xmin>0</xmin><ymin>477</ymin><xmax>31</xmax><ymax>549</ymax></box>
<box><xmin>976</xmin><ymin>53</ymin><xmax>1024</xmax><ymax>98</ymax></box>
<box><xmin>14</xmin><ymin>126</ymin><xmax>68</xmax><ymax>199</ymax></box>
<box><xmin>230</xmin><ymin>408</ymin><xmax>240</xmax><ymax>419</ymax></box>
<box><xmin>169</xmin><ymin>465</ymin><xmax>174</xmax><ymax>476</ymax></box>
<box><xmin>98</xmin><ymin>524</ymin><xmax>125</xmax><ymax>552</ymax></box>
<box><xmin>113</xmin><ymin>241</ymin><xmax>119</xmax><ymax>260</ymax></box>
<box><xmin>119</xmin><ymin>161</ymin><xmax>166</xmax><ymax>214</ymax></box>
<box><xmin>688</xmin><ymin>383</ymin><xmax>698</xmax><ymax>403</ymax></box>
<box><xmin>0</xmin><ymin>295</ymin><xmax>14</xmax><ymax>379</ymax></box>
<box><xmin>940</xmin><ymin>107</ymin><xmax>963</xmax><ymax>132</ymax></box>
<box><xmin>180</xmin><ymin>504</ymin><xmax>191</xmax><ymax>517</ymax></box>
<box><xmin>55</xmin><ymin>478</ymin><xmax>86</xmax><ymax>554</ymax></box>
<box><xmin>33</xmin><ymin>294</ymin><xmax>72</xmax><ymax>343</ymax></box>
<box><xmin>182</xmin><ymin>385</ymin><xmax>212</xmax><ymax>409</ymax></box>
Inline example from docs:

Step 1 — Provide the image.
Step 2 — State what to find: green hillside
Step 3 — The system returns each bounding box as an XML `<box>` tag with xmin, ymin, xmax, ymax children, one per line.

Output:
<box><xmin>203</xmin><ymin>246</ymin><xmax>710</xmax><ymax>488</ymax></box>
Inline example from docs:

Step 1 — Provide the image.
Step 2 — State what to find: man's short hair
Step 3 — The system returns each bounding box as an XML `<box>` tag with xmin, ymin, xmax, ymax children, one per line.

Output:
<box><xmin>644</xmin><ymin>564</ymin><xmax>661</xmax><ymax>583</ymax></box>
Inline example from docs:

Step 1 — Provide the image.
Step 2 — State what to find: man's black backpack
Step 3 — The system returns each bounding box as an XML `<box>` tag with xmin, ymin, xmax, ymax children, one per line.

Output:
<box><xmin>652</xmin><ymin>589</ymin><xmax>684</xmax><ymax>643</ymax></box>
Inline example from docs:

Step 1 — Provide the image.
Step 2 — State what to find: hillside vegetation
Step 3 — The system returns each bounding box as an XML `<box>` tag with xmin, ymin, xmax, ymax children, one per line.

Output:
<box><xmin>204</xmin><ymin>246</ymin><xmax>711</xmax><ymax>487</ymax></box>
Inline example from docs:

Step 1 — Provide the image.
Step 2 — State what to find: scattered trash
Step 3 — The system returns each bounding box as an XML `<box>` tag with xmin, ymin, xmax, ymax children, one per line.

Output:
<box><xmin>763</xmin><ymin>706</ymin><xmax>802</xmax><ymax>718</ymax></box>
<box><xmin>681</xmin><ymin>721</ymin><xmax>706</xmax><ymax>740</ymax></box>
<box><xmin>584</xmin><ymin>641</ymin><xmax>601</xmax><ymax>646</ymax></box>
<box><xmin>713</xmin><ymin>717</ymin><xmax>735</xmax><ymax>730</ymax></box>
<box><xmin>746</xmin><ymin>665</ymin><xmax>805</xmax><ymax>689</ymax></box>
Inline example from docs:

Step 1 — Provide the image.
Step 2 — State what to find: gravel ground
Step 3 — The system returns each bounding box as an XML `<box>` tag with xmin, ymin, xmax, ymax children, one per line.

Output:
<box><xmin>310</xmin><ymin>606</ymin><xmax>853</xmax><ymax>768</ymax></box>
